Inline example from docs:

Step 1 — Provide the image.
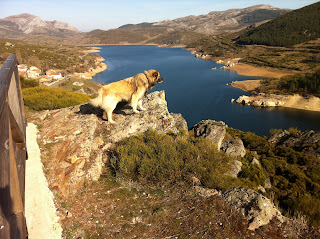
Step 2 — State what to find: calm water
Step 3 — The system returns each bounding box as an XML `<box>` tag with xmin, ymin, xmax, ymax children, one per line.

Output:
<box><xmin>93</xmin><ymin>45</ymin><xmax>320</xmax><ymax>136</ymax></box>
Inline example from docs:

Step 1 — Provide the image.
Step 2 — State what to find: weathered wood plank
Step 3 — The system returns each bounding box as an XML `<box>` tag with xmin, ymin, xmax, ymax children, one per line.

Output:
<box><xmin>0</xmin><ymin>55</ymin><xmax>27</xmax><ymax>238</ymax></box>
<box><xmin>0</xmin><ymin>55</ymin><xmax>17</xmax><ymax>117</ymax></box>
<box><xmin>15</xmin><ymin>143</ymin><xmax>26</xmax><ymax>207</ymax></box>
<box><xmin>8</xmin><ymin>107</ymin><xmax>25</xmax><ymax>143</ymax></box>
<box><xmin>9</xmin><ymin>120</ymin><xmax>24</xmax><ymax>214</ymax></box>
<box><xmin>8</xmin><ymin>70</ymin><xmax>25</xmax><ymax>140</ymax></box>
<box><xmin>0</xmin><ymin>103</ymin><xmax>11</xmax><ymax>239</ymax></box>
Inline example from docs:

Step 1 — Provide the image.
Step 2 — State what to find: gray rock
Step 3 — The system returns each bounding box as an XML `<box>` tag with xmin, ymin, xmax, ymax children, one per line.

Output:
<box><xmin>225</xmin><ymin>160</ymin><xmax>243</xmax><ymax>178</ymax></box>
<box><xmin>222</xmin><ymin>188</ymin><xmax>284</xmax><ymax>230</ymax></box>
<box><xmin>194</xmin><ymin>186</ymin><xmax>220</xmax><ymax>197</ymax></box>
<box><xmin>191</xmin><ymin>120</ymin><xmax>227</xmax><ymax>150</ymax></box>
<box><xmin>251</xmin><ymin>157</ymin><xmax>261</xmax><ymax>167</ymax></box>
<box><xmin>221</xmin><ymin>137</ymin><xmax>246</xmax><ymax>157</ymax></box>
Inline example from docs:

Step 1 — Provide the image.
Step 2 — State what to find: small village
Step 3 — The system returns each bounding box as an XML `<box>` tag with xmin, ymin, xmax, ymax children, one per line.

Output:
<box><xmin>18</xmin><ymin>64</ymin><xmax>63</xmax><ymax>85</ymax></box>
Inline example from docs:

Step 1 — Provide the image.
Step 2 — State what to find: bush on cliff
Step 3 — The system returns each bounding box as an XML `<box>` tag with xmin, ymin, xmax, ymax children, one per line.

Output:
<box><xmin>22</xmin><ymin>87</ymin><xmax>90</xmax><ymax>110</ymax></box>
<box><xmin>109</xmin><ymin>129</ymin><xmax>243</xmax><ymax>190</ymax></box>
<box><xmin>227</xmin><ymin>128</ymin><xmax>320</xmax><ymax>226</ymax></box>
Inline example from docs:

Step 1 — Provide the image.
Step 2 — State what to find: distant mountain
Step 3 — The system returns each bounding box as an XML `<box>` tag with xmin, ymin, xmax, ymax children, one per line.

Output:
<box><xmin>83</xmin><ymin>5</ymin><xmax>291</xmax><ymax>45</ymax></box>
<box><xmin>153</xmin><ymin>5</ymin><xmax>290</xmax><ymax>35</ymax></box>
<box><xmin>0</xmin><ymin>13</ymin><xmax>81</xmax><ymax>38</ymax></box>
<box><xmin>119</xmin><ymin>22</ymin><xmax>154</xmax><ymax>30</ymax></box>
<box><xmin>237</xmin><ymin>2</ymin><xmax>320</xmax><ymax>46</ymax></box>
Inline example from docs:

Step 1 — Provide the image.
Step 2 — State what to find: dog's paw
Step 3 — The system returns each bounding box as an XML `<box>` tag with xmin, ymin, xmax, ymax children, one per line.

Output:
<box><xmin>139</xmin><ymin>107</ymin><xmax>147</xmax><ymax>111</ymax></box>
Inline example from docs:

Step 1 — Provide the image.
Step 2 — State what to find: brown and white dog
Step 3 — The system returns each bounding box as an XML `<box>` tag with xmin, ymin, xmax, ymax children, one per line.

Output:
<box><xmin>89</xmin><ymin>69</ymin><xmax>163</xmax><ymax>123</ymax></box>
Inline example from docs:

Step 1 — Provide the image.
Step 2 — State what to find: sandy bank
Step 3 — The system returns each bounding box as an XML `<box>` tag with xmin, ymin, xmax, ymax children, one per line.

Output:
<box><xmin>231</xmin><ymin>80</ymin><xmax>262</xmax><ymax>92</ymax></box>
<box><xmin>81</xmin><ymin>46</ymin><xmax>102</xmax><ymax>53</ymax></box>
<box><xmin>227</xmin><ymin>63</ymin><xmax>295</xmax><ymax>79</ymax></box>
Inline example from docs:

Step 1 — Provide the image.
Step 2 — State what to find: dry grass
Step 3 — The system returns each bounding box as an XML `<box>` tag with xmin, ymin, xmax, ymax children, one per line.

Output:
<box><xmin>56</xmin><ymin>170</ymin><xmax>320</xmax><ymax>239</ymax></box>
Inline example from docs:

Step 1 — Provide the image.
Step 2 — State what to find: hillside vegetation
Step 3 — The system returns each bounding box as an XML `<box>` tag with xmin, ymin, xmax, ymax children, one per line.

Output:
<box><xmin>237</xmin><ymin>2</ymin><xmax>320</xmax><ymax>46</ymax></box>
<box><xmin>109</xmin><ymin>129</ymin><xmax>320</xmax><ymax>226</ymax></box>
<box><xmin>0</xmin><ymin>39</ymin><xmax>99</xmax><ymax>74</ymax></box>
<box><xmin>22</xmin><ymin>87</ymin><xmax>91</xmax><ymax>111</ymax></box>
<box><xmin>259</xmin><ymin>70</ymin><xmax>320</xmax><ymax>97</ymax></box>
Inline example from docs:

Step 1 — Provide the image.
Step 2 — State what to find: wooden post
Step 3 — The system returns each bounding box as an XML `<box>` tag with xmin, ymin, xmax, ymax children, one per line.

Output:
<box><xmin>0</xmin><ymin>55</ymin><xmax>27</xmax><ymax>238</ymax></box>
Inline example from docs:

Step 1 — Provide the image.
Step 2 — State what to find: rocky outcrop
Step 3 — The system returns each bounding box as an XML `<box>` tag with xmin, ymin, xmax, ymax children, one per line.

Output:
<box><xmin>30</xmin><ymin>91</ymin><xmax>187</xmax><ymax>197</ymax></box>
<box><xmin>225</xmin><ymin>160</ymin><xmax>243</xmax><ymax>178</ymax></box>
<box><xmin>191</xmin><ymin>120</ymin><xmax>227</xmax><ymax>150</ymax></box>
<box><xmin>221</xmin><ymin>138</ymin><xmax>246</xmax><ymax>157</ymax></box>
<box><xmin>269</xmin><ymin>129</ymin><xmax>320</xmax><ymax>158</ymax></box>
<box><xmin>235</xmin><ymin>94</ymin><xmax>285</xmax><ymax>107</ymax></box>
<box><xmin>222</xmin><ymin>188</ymin><xmax>284</xmax><ymax>230</ymax></box>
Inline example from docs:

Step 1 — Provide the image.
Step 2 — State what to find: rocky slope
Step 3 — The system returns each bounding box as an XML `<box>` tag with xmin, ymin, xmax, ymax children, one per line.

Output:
<box><xmin>154</xmin><ymin>5</ymin><xmax>290</xmax><ymax>35</ymax></box>
<box><xmin>29</xmin><ymin>91</ymin><xmax>187</xmax><ymax>197</ymax></box>
<box><xmin>0</xmin><ymin>13</ymin><xmax>81</xmax><ymax>38</ymax></box>
<box><xmin>82</xmin><ymin>5</ymin><xmax>290</xmax><ymax>45</ymax></box>
<box><xmin>27</xmin><ymin>91</ymin><xmax>320</xmax><ymax>237</ymax></box>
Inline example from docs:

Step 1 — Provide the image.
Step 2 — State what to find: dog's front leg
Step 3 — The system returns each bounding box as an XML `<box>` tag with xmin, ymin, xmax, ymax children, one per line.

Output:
<box><xmin>138</xmin><ymin>99</ymin><xmax>146</xmax><ymax>111</ymax></box>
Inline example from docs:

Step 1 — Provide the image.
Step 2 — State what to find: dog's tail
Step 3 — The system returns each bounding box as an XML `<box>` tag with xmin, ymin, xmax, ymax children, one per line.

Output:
<box><xmin>89</xmin><ymin>89</ymin><xmax>103</xmax><ymax>107</ymax></box>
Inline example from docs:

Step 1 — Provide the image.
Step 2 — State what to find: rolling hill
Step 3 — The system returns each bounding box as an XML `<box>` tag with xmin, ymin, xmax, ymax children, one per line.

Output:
<box><xmin>237</xmin><ymin>2</ymin><xmax>320</xmax><ymax>46</ymax></box>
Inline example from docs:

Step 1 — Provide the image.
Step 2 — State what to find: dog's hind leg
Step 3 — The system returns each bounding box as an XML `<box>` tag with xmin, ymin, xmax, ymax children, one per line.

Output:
<box><xmin>102</xmin><ymin>96</ymin><xmax>117</xmax><ymax>123</ymax></box>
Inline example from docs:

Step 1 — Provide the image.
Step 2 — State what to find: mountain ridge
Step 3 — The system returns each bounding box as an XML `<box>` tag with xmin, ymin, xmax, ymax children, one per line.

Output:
<box><xmin>82</xmin><ymin>4</ymin><xmax>291</xmax><ymax>45</ymax></box>
<box><xmin>0</xmin><ymin>13</ymin><xmax>81</xmax><ymax>38</ymax></box>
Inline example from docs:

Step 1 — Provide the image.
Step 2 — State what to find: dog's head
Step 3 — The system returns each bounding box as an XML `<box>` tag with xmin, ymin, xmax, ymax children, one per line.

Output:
<box><xmin>145</xmin><ymin>69</ymin><xmax>164</xmax><ymax>84</ymax></box>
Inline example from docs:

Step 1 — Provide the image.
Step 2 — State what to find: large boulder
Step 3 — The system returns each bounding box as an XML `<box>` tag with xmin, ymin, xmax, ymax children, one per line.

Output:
<box><xmin>225</xmin><ymin>160</ymin><xmax>243</xmax><ymax>178</ymax></box>
<box><xmin>191</xmin><ymin>120</ymin><xmax>227</xmax><ymax>150</ymax></box>
<box><xmin>29</xmin><ymin>91</ymin><xmax>188</xmax><ymax>197</ymax></box>
<box><xmin>221</xmin><ymin>137</ymin><xmax>246</xmax><ymax>157</ymax></box>
<box><xmin>222</xmin><ymin>188</ymin><xmax>284</xmax><ymax>231</ymax></box>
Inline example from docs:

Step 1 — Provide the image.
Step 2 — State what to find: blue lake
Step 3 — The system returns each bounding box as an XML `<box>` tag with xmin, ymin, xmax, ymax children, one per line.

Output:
<box><xmin>93</xmin><ymin>45</ymin><xmax>320</xmax><ymax>136</ymax></box>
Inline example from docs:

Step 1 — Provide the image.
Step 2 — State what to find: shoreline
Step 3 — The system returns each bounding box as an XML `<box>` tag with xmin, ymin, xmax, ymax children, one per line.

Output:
<box><xmin>72</xmin><ymin>47</ymin><xmax>108</xmax><ymax>80</ymax></box>
<box><xmin>79</xmin><ymin>44</ymin><xmax>320</xmax><ymax>113</ymax></box>
<box><xmin>233</xmin><ymin>93</ymin><xmax>320</xmax><ymax>113</ymax></box>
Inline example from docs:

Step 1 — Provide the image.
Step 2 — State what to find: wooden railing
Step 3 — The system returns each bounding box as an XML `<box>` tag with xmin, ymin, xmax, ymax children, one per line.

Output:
<box><xmin>0</xmin><ymin>55</ymin><xmax>27</xmax><ymax>238</ymax></box>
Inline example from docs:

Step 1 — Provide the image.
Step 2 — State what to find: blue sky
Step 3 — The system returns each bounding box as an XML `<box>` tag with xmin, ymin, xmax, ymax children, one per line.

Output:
<box><xmin>0</xmin><ymin>0</ymin><xmax>318</xmax><ymax>32</ymax></box>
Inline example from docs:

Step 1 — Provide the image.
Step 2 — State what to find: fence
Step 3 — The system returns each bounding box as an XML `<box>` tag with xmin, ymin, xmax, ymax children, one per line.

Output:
<box><xmin>0</xmin><ymin>55</ymin><xmax>27</xmax><ymax>238</ymax></box>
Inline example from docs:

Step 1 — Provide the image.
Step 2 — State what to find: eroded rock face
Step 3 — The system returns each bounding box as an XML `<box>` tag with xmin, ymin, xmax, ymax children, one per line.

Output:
<box><xmin>225</xmin><ymin>160</ymin><xmax>243</xmax><ymax>178</ymax></box>
<box><xmin>191</xmin><ymin>120</ymin><xmax>227</xmax><ymax>150</ymax></box>
<box><xmin>30</xmin><ymin>91</ymin><xmax>187</xmax><ymax>197</ymax></box>
<box><xmin>222</xmin><ymin>188</ymin><xmax>284</xmax><ymax>231</ymax></box>
<box><xmin>221</xmin><ymin>138</ymin><xmax>246</xmax><ymax>157</ymax></box>
<box><xmin>269</xmin><ymin>129</ymin><xmax>320</xmax><ymax>158</ymax></box>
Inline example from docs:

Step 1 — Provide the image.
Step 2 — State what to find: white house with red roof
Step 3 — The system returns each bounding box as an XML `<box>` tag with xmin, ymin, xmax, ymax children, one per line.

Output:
<box><xmin>18</xmin><ymin>64</ymin><xmax>27</xmax><ymax>76</ymax></box>
<box><xmin>46</xmin><ymin>69</ymin><xmax>62</xmax><ymax>79</ymax></box>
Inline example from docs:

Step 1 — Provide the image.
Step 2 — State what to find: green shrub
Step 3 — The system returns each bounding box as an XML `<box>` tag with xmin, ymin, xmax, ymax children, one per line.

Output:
<box><xmin>110</xmin><ymin>129</ymin><xmax>240</xmax><ymax>190</ymax></box>
<box><xmin>20</xmin><ymin>75</ymin><xmax>39</xmax><ymax>89</ymax></box>
<box><xmin>22</xmin><ymin>87</ymin><xmax>90</xmax><ymax>110</ymax></box>
<box><xmin>109</xmin><ymin>128</ymin><xmax>320</xmax><ymax>225</ymax></box>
